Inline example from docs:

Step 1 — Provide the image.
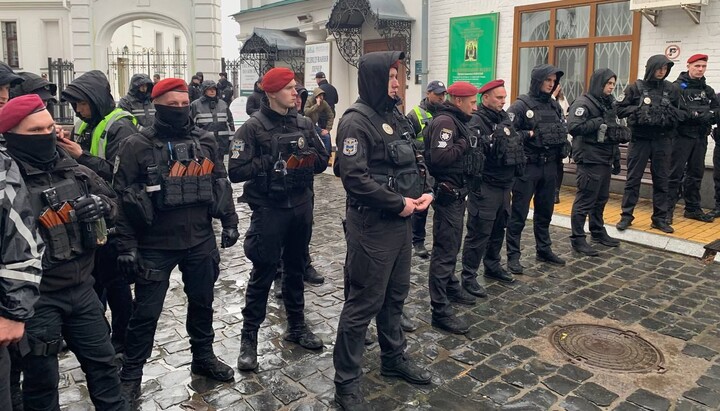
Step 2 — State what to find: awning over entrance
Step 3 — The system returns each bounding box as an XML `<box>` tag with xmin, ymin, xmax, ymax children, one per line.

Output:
<box><xmin>239</xmin><ymin>28</ymin><xmax>305</xmax><ymax>76</ymax></box>
<box><xmin>326</xmin><ymin>0</ymin><xmax>413</xmax><ymax>76</ymax></box>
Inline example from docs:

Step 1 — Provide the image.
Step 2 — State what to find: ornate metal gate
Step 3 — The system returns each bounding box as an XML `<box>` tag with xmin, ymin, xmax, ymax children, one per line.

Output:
<box><xmin>107</xmin><ymin>48</ymin><xmax>187</xmax><ymax>96</ymax></box>
<box><xmin>47</xmin><ymin>58</ymin><xmax>75</xmax><ymax>125</ymax></box>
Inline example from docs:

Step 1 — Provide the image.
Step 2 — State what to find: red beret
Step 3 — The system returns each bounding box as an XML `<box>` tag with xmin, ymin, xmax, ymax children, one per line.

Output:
<box><xmin>261</xmin><ymin>68</ymin><xmax>295</xmax><ymax>93</ymax></box>
<box><xmin>0</xmin><ymin>94</ymin><xmax>46</xmax><ymax>133</ymax></box>
<box><xmin>151</xmin><ymin>78</ymin><xmax>188</xmax><ymax>99</ymax></box>
<box><xmin>447</xmin><ymin>81</ymin><xmax>478</xmax><ymax>97</ymax></box>
<box><xmin>687</xmin><ymin>54</ymin><xmax>708</xmax><ymax>64</ymax></box>
<box><xmin>478</xmin><ymin>79</ymin><xmax>506</xmax><ymax>94</ymax></box>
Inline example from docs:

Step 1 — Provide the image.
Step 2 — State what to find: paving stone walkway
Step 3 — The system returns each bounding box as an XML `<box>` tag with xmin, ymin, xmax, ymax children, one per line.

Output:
<box><xmin>57</xmin><ymin>174</ymin><xmax>720</xmax><ymax>410</ymax></box>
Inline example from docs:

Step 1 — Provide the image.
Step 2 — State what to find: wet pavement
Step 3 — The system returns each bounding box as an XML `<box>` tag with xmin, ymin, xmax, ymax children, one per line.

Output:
<box><xmin>57</xmin><ymin>174</ymin><xmax>720</xmax><ymax>410</ymax></box>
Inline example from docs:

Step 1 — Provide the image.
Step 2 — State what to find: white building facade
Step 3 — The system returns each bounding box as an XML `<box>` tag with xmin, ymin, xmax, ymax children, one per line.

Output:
<box><xmin>0</xmin><ymin>0</ymin><xmax>222</xmax><ymax>98</ymax></box>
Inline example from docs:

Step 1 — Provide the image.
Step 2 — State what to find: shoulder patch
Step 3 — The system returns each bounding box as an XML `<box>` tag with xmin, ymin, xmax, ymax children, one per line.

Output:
<box><xmin>616</xmin><ymin>94</ymin><xmax>625</xmax><ymax>102</ymax></box>
<box><xmin>437</xmin><ymin>141</ymin><xmax>448</xmax><ymax>148</ymax></box>
<box><xmin>440</xmin><ymin>128</ymin><xmax>453</xmax><ymax>141</ymax></box>
<box><xmin>230</xmin><ymin>138</ymin><xmax>245</xmax><ymax>159</ymax></box>
<box><xmin>526</xmin><ymin>110</ymin><xmax>534</xmax><ymax>119</ymax></box>
<box><xmin>574</xmin><ymin>107</ymin><xmax>585</xmax><ymax>116</ymax></box>
<box><xmin>508</xmin><ymin>112</ymin><xmax>515</xmax><ymax>122</ymax></box>
<box><xmin>342</xmin><ymin>137</ymin><xmax>358</xmax><ymax>156</ymax></box>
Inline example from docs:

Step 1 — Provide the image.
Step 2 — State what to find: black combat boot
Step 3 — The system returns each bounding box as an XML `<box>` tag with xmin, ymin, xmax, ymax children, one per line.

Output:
<box><xmin>462</xmin><ymin>278</ymin><xmax>488</xmax><ymax>297</ymax></box>
<box><xmin>591</xmin><ymin>231</ymin><xmax>620</xmax><ymax>247</ymax></box>
<box><xmin>400</xmin><ymin>312</ymin><xmax>418</xmax><ymax>332</ymax></box>
<box><xmin>237</xmin><ymin>330</ymin><xmax>258</xmax><ymax>371</ymax></box>
<box><xmin>431</xmin><ymin>314</ymin><xmax>469</xmax><ymax>334</ymax></box>
<box><xmin>335</xmin><ymin>388</ymin><xmax>372</xmax><ymax>411</ymax></box>
<box><xmin>507</xmin><ymin>258</ymin><xmax>524</xmax><ymax>274</ymax></box>
<box><xmin>413</xmin><ymin>243</ymin><xmax>430</xmax><ymax>259</ymax></box>
<box><xmin>191</xmin><ymin>355</ymin><xmax>234</xmax><ymax>381</ymax></box>
<box><xmin>120</xmin><ymin>378</ymin><xmax>141</xmax><ymax>402</ymax></box>
<box><xmin>536</xmin><ymin>250</ymin><xmax>566</xmax><ymax>266</ymax></box>
<box><xmin>616</xmin><ymin>216</ymin><xmax>633</xmax><ymax>231</ymax></box>
<box><xmin>684</xmin><ymin>209</ymin><xmax>714</xmax><ymax>222</ymax></box>
<box><xmin>303</xmin><ymin>265</ymin><xmax>325</xmax><ymax>284</ymax></box>
<box><xmin>381</xmin><ymin>355</ymin><xmax>432</xmax><ymax>385</ymax></box>
<box><xmin>485</xmin><ymin>267</ymin><xmax>516</xmax><ymax>283</ymax></box>
<box><xmin>284</xmin><ymin>323</ymin><xmax>323</xmax><ymax>349</ymax></box>
<box><xmin>571</xmin><ymin>237</ymin><xmax>599</xmax><ymax>256</ymax></box>
<box><xmin>651</xmin><ymin>219</ymin><xmax>674</xmax><ymax>234</ymax></box>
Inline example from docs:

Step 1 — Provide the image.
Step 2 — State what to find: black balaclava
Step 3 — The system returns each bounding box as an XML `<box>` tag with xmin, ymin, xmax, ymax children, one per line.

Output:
<box><xmin>154</xmin><ymin>104</ymin><xmax>191</xmax><ymax>138</ymax></box>
<box><xmin>4</xmin><ymin>129</ymin><xmax>58</xmax><ymax>169</ymax></box>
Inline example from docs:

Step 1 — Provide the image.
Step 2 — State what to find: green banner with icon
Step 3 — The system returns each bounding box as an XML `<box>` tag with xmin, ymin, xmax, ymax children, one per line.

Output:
<box><xmin>447</xmin><ymin>13</ymin><xmax>499</xmax><ymax>88</ymax></box>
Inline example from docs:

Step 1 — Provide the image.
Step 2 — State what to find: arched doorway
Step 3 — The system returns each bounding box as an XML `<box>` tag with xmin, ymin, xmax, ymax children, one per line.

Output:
<box><xmin>69</xmin><ymin>0</ymin><xmax>221</xmax><ymax>79</ymax></box>
<box><xmin>107</xmin><ymin>19</ymin><xmax>190</xmax><ymax>98</ymax></box>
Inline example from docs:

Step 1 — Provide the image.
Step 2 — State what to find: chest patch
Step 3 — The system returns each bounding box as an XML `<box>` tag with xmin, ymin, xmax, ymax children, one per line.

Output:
<box><xmin>440</xmin><ymin>128</ymin><xmax>453</xmax><ymax>141</ymax></box>
<box><xmin>382</xmin><ymin>123</ymin><xmax>394</xmax><ymax>135</ymax></box>
<box><xmin>526</xmin><ymin>110</ymin><xmax>534</xmax><ymax>119</ymax></box>
<box><xmin>231</xmin><ymin>139</ymin><xmax>245</xmax><ymax>159</ymax></box>
<box><xmin>574</xmin><ymin>107</ymin><xmax>585</xmax><ymax>116</ymax></box>
<box><xmin>437</xmin><ymin>141</ymin><xmax>448</xmax><ymax>148</ymax></box>
<box><xmin>343</xmin><ymin>137</ymin><xmax>358</xmax><ymax>156</ymax></box>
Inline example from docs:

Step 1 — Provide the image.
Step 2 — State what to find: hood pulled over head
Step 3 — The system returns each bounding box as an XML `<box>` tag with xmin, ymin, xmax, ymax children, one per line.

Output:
<box><xmin>358</xmin><ymin>51</ymin><xmax>405</xmax><ymax>113</ymax></box>
<box><xmin>529</xmin><ymin>64</ymin><xmax>563</xmax><ymax>98</ymax></box>
<box><xmin>644</xmin><ymin>54</ymin><xmax>673</xmax><ymax>82</ymax></box>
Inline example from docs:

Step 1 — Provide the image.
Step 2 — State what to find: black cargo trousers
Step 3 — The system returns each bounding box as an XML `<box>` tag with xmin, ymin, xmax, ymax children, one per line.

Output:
<box><xmin>333</xmin><ymin>206</ymin><xmax>411</xmax><ymax>394</ymax></box>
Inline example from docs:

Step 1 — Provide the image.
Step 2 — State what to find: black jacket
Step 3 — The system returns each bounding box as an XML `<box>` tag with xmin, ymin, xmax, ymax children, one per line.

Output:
<box><xmin>507</xmin><ymin>64</ymin><xmax>566</xmax><ymax>157</ymax></box>
<box><xmin>246</xmin><ymin>81</ymin><xmax>264</xmax><ymax>116</ymax></box>
<box><xmin>617</xmin><ymin>54</ymin><xmax>684</xmax><ymax>139</ymax></box>
<box><xmin>424</xmin><ymin>101</ymin><xmax>472</xmax><ymax>188</ymax></box>
<box><xmin>113</xmin><ymin>121</ymin><xmax>238</xmax><ymax>252</ymax></box>
<box><xmin>12</xmin><ymin>149</ymin><xmax>117</xmax><ymax>292</ymax></box>
<box><xmin>189</xmin><ymin>82</ymin><xmax>202</xmax><ymax>102</ymax></box>
<box><xmin>0</xmin><ymin>149</ymin><xmax>42</xmax><ymax>321</ymax></box>
<box><xmin>468</xmin><ymin>105</ymin><xmax>520</xmax><ymax>188</ymax></box>
<box><xmin>334</xmin><ymin>51</ymin><xmax>430</xmax><ymax>213</ymax></box>
<box><xmin>118</xmin><ymin>74</ymin><xmax>155</xmax><ymax>129</ymax></box>
<box><xmin>216</xmin><ymin>78</ymin><xmax>234</xmax><ymax>105</ymax></box>
<box><xmin>228</xmin><ymin>103</ymin><xmax>329</xmax><ymax>208</ymax></box>
<box><xmin>568</xmin><ymin>68</ymin><xmax>621</xmax><ymax>165</ymax></box>
<box><xmin>318</xmin><ymin>79</ymin><xmax>339</xmax><ymax>112</ymax></box>
<box><xmin>674</xmin><ymin>71</ymin><xmax>719</xmax><ymax>139</ymax></box>
<box><xmin>63</xmin><ymin>70</ymin><xmax>138</xmax><ymax>182</ymax></box>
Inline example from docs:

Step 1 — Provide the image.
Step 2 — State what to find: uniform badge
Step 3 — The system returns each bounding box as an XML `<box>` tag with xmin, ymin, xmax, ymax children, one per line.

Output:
<box><xmin>701</xmin><ymin>91</ymin><xmax>707</xmax><ymax>99</ymax></box>
<box><xmin>574</xmin><ymin>107</ymin><xmax>585</xmax><ymax>116</ymax></box>
<box><xmin>437</xmin><ymin>141</ymin><xmax>448</xmax><ymax>148</ymax></box>
<box><xmin>508</xmin><ymin>112</ymin><xmax>515</xmax><ymax>122</ymax></box>
<box><xmin>504</xmin><ymin>127</ymin><xmax>511</xmax><ymax>136</ymax></box>
<box><xmin>643</xmin><ymin>97</ymin><xmax>651</xmax><ymax>105</ymax></box>
<box><xmin>440</xmin><ymin>128</ymin><xmax>453</xmax><ymax>141</ymax></box>
<box><xmin>113</xmin><ymin>156</ymin><xmax>121</xmax><ymax>175</ymax></box>
<box><xmin>231</xmin><ymin>139</ymin><xmax>245</xmax><ymax>159</ymax></box>
<box><xmin>297</xmin><ymin>136</ymin><xmax>306</xmax><ymax>149</ymax></box>
<box><xmin>343</xmin><ymin>137</ymin><xmax>358</xmax><ymax>156</ymax></box>
<box><xmin>382</xmin><ymin>123</ymin><xmax>394</xmax><ymax>135</ymax></box>
<box><xmin>526</xmin><ymin>110</ymin><xmax>534</xmax><ymax>119</ymax></box>
<box><xmin>617</xmin><ymin>94</ymin><xmax>625</xmax><ymax>102</ymax></box>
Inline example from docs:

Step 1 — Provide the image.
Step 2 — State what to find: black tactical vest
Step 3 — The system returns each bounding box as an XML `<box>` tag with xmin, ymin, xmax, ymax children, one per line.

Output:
<box><xmin>26</xmin><ymin>169</ymin><xmax>90</xmax><ymax>263</ymax></box>
<box><xmin>252</xmin><ymin>111</ymin><xmax>316</xmax><ymax>198</ymax></box>
<box><xmin>678</xmin><ymin>83</ymin><xmax>713</xmax><ymax>138</ymax></box>
<box><xmin>632</xmin><ymin>80</ymin><xmax>679</xmax><ymax>128</ymax></box>
<box><xmin>517</xmin><ymin>95</ymin><xmax>568</xmax><ymax>147</ymax></box>
<box><xmin>141</xmin><ymin>128</ymin><xmax>214</xmax><ymax>210</ymax></box>
<box><xmin>347</xmin><ymin>102</ymin><xmax>424</xmax><ymax>199</ymax></box>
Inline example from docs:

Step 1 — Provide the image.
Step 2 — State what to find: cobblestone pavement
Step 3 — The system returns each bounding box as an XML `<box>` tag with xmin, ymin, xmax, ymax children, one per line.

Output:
<box><xmin>57</xmin><ymin>174</ymin><xmax>720</xmax><ymax>410</ymax></box>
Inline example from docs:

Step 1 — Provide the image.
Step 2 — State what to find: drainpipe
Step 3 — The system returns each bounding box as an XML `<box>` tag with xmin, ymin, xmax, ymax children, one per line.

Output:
<box><xmin>421</xmin><ymin>0</ymin><xmax>429</xmax><ymax>91</ymax></box>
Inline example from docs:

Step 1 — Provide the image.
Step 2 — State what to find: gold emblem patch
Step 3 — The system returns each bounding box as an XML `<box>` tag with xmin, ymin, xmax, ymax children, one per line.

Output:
<box><xmin>382</xmin><ymin>123</ymin><xmax>394</xmax><ymax>134</ymax></box>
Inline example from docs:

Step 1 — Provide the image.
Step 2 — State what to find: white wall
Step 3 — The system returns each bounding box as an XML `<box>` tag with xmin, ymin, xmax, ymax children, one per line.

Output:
<box><xmin>0</xmin><ymin>0</ymin><xmax>71</xmax><ymax>75</ymax></box>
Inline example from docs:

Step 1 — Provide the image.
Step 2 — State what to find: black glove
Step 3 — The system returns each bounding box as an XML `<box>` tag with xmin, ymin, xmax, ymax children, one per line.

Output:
<box><xmin>700</xmin><ymin>110</ymin><xmax>715</xmax><ymax>124</ymax></box>
<box><xmin>612</xmin><ymin>162</ymin><xmax>621</xmax><ymax>175</ymax></box>
<box><xmin>221</xmin><ymin>226</ymin><xmax>240</xmax><ymax>248</ymax></box>
<box><xmin>117</xmin><ymin>249</ymin><xmax>141</xmax><ymax>278</ymax></box>
<box><xmin>74</xmin><ymin>195</ymin><xmax>108</xmax><ymax>222</ymax></box>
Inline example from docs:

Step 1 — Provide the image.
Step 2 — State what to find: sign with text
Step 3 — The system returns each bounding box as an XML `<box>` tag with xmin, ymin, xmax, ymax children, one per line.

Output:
<box><xmin>447</xmin><ymin>13</ymin><xmax>499</xmax><ymax>88</ymax></box>
<box><xmin>305</xmin><ymin>42</ymin><xmax>331</xmax><ymax>87</ymax></box>
<box><xmin>240</xmin><ymin>63</ymin><xmax>257</xmax><ymax>93</ymax></box>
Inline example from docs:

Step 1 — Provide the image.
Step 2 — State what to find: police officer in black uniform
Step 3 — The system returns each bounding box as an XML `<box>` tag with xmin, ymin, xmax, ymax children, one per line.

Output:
<box><xmin>2</xmin><ymin>95</ymin><xmax>127</xmax><ymax>410</ymax></box>
<box><xmin>114</xmin><ymin>78</ymin><xmax>239</xmax><ymax>401</ymax></box>
<box><xmin>506</xmin><ymin>64</ymin><xmax>568</xmax><ymax>274</ymax></box>
<box><xmin>668</xmin><ymin>54</ymin><xmax>719</xmax><ymax>223</ymax></box>
<box><xmin>424</xmin><ymin>81</ymin><xmax>480</xmax><ymax>335</ymax></box>
<box><xmin>567</xmin><ymin>69</ymin><xmax>630</xmax><ymax>256</ymax></box>
<box><xmin>118</xmin><ymin>73</ymin><xmax>156</xmax><ymax>129</ymax></box>
<box><xmin>58</xmin><ymin>70</ymin><xmax>138</xmax><ymax>357</ymax></box>
<box><xmin>616</xmin><ymin>55</ymin><xmax>684</xmax><ymax>233</ymax></box>
<box><xmin>462</xmin><ymin>79</ymin><xmax>525</xmax><ymax>289</ymax></box>
<box><xmin>191</xmin><ymin>80</ymin><xmax>235</xmax><ymax>158</ymax></box>
<box><xmin>333</xmin><ymin>51</ymin><xmax>433</xmax><ymax>410</ymax></box>
<box><xmin>229</xmin><ymin>67</ymin><xmax>329</xmax><ymax>372</ymax></box>
<box><xmin>406</xmin><ymin>80</ymin><xmax>446</xmax><ymax>260</ymax></box>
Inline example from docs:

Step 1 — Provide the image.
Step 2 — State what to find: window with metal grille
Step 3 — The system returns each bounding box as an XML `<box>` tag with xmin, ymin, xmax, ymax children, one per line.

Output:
<box><xmin>2</xmin><ymin>21</ymin><xmax>19</xmax><ymax>68</ymax></box>
<box><xmin>512</xmin><ymin>1</ymin><xmax>641</xmax><ymax>103</ymax></box>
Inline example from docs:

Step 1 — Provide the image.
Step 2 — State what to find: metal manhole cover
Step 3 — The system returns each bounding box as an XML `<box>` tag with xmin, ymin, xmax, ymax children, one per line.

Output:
<box><xmin>550</xmin><ymin>324</ymin><xmax>665</xmax><ymax>373</ymax></box>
